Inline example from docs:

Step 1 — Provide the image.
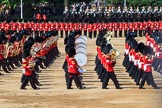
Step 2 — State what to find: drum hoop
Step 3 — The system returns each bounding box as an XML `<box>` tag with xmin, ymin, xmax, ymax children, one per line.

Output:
<box><xmin>75</xmin><ymin>45</ymin><xmax>86</xmax><ymax>50</ymax></box>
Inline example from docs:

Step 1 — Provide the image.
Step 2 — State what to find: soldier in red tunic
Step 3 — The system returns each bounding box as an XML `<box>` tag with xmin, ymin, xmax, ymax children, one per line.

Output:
<box><xmin>87</xmin><ymin>23</ymin><xmax>93</xmax><ymax>39</ymax></box>
<box><xmin>118</xmin><ymin>22</ymin><xmax>123</xmax><ymax>37</ymax></box>
<box><xmin>113</xmin><ymin>22</ymin><xmax>118</xmax><ymax>37</ymax></box>
<box><xmin>138</xmin><ymin>22</ymin><xmax>143</xmax><ymax>37</ymax></box>
<box><xmin>20</xmin><ymin>42</ymin><xmax>39</xmax><ymax>90</ymax></box>
<box><xmin>139</xmin><ymin>47</ymin><xmax>160</xmax><ymax>89</ymax></box>
<box><xmin>133</xmin><ymin>22</ymin><xmax>138</xmax><ymax>37</ymax></box>
<box><xmin>64</xmin><ymin>22</ymin><xmax>69</xmax><ymax>38</ymax></box>
<box><xmin>67</xmin><ymin>47</ymin><xmax>84</xmax><ymax>89</ymax></box>
<box><xmin>93</xmin><ymin>23</ymin><xmax>98</xmax><ymax>38</ymax></box>
<box><xmin>123</xmin><ymin>22</ymin><xmax>128</xmax><ymax>37</ymax></box>
<box><xmin>101</xmin><ymin>45</ymin><xmax>122</xmax><ymax>89</ymax></box>
<box><xmin>83</xmin><ymin>23</ymin><xmax>88</xmax><ymax>36</ymax></box>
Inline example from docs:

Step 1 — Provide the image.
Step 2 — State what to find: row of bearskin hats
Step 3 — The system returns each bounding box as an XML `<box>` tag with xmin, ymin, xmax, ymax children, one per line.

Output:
<box><xmin>64</xmin><ymin>30</ymin><xmax>82</xmax><ymax>57</ymax></box>
<box><xmin>126</xmin><ymin>31</ymin><xmax>154</xmax><ymax>56</ymax></box>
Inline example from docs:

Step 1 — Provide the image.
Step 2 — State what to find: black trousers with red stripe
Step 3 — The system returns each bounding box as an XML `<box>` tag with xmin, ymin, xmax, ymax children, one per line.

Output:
<box><xmin>67</xmin><ymin>73</ymin><xmax>81</xmax><ymax>89</ymax></box>
<box><xmin>140</xmin><ymin>72</ymin><xmax>157</xmax><ymax>88</ymax></box>
<box><xmin>102</xmin><ymin>72</ymin><xmax>120</xmax><ymax>89</ymax></box>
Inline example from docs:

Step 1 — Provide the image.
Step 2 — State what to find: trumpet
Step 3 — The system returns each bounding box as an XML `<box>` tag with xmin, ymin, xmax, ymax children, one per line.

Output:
<box><xmin>109</xmin><ymin>49</ymin><xmax>120</xmax><ymax>59</ymax></box>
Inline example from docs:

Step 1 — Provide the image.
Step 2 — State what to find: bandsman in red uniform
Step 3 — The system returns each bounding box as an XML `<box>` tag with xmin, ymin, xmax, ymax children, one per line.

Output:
<box><xmin>118</xmin><ymin>22</ymin><xmax>123</xmax><ymax>37</ymax></box>
<box><xmin>138</xmin><ymin>22</ymin><xmax>143</xmax><ymax>37</ymax></box>
<box><xmin>123</xmin><ymin>22</ymin><xmax>128</xmax><ymax>37</ymax></box>
<box><xmin>159</xmin><ymin>21</ymin><xmax>162</xmax><ymax>31</ymax></box>
<box><xmin>93</xmin><ymin>23</ymin><xmax>98</xmax><ymax>38</ymax></box>
<box><xmin>67</xmin><ymin>47</ymin><xmax>84</xmax><ymax>89</ymax></box>
<box><xmin>87</xmin><ymin>23</ymin><xmax>93</xmax><ymax>39</ymax></box>
<box><xmin>133</xmin><ymin>22</ymin><xmax>138</xmax><ymax>37</ymax></box>
<box><xmin>60</xmin><ymin>22</ymin><xmax>64</xmax><ymax>38</ymax></box>
<box><xmin>20</xmin><ymin>49</ymin><xmax>39</xmax><ymax>90</ymax></box>
<box><xmin>64</xmin><ymin>23</ymin><xmax>69</xmax><ymax>38</ymax></box>
<box><xmin>108</xmin><ymin>22</ymin><xmax>113</xmax><ymax>32</ymax></box>
<box><xmin>55</xmin><ymin>22</ymin><xmax>60</xmax><ymax>35</ymax></box>
<box><xmin>139</xmin><ymin>47</ymin><xmax>160</xmax><ymax>89</ymax></box>
<box><xmin>154</xmin><ymin>21</ymin><xmax>159</xmax><ymax>32</ymax></box>
<box><xmin>142</xmin><ymin>21</ymin><xmax>147</xmax><ymax>35</ymax></box>
<box><xmin>69</xmin><ymin>22</ymin><xmax>74</xmax><ymax>32</ymax></box>
<box><xmin>128</xmin><ymin>22</ymin><xmax>133</xmax><ymax>32</ymax></box>
<box><xmin>101</xmin><ymin>45</ymin><xmax>122</xmax><ymax>89</ymax></box>
<box><xmin>113</xmin><ymin>22</ymin><xmax>118</xmax><ymax>37</ymax></box>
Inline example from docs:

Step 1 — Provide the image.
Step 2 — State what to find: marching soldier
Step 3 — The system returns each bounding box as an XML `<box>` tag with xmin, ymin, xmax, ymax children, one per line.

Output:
<box><xmin>20</xmin><ymin>47</ymin><xmax>39</xmax><ymax>90</ymax></box>
<box><xmin>139</xmin><ymin>47</ymin><xmax>160</xmax><ymax>89</ymax></box>
<box><xmin>118</xmin><ymin>22</ymin><xmax>123</xmax><ymax>37</ymax></box>
<box><xmin>101</xmin><ymin>43</ymin><xmax>122</xmax><ymax>89</ymax></box>
<box><xmin>67</xmin><ymin>47</ymin><xmax>84</xmax><ymax>89</ymax></box>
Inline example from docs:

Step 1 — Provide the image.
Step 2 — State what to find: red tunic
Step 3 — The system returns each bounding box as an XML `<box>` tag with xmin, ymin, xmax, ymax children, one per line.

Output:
<box><xmin>133</xmin><ymin>22</ymin><xmax>138</xmax><ymax>31</ymax></box>
<box><xmin>128</xmin><ymin>23</ymin><xmax>133</xmax><ymax>31</ymax></box>
<box><xmin>143</xmin><ymin>56</ymin><xmax>153</xmax><ymax>72</ymax></box>
<box><xmin>118</xmin><ymin>22</ymin><xmax>123</xmax><ymax>31</ymax></box>
<box><xmin>105</xmin><ymin>58</ymin><xmax>115</xmax><ymax>72</ymax></box>
<box><xmin>98</xmin><ymin>23</ymin><xmax>102</xmax><ymax>31</ymax></box>
<box><xmin>138</xmin><ymin>22</ymin><xmax>143</xmax><ymax>30</ymax></box>
<box><xmin>87</xmin><ymin>24</ymin><xmax>93</xmax><ymax>32</ymax></box>
<box><xmin>108</xmin><ymin>22</ymin><xmax>113</xmax><ymax>31</ymax></box>
<box><xmin>159</xmin><ymin>21</ymin><xmax>162</xmax><ymax>30</ymax></box>
<box><xmin>113</xmin><ymin>22</ymin><xmax>118</xmax><ymax>31</ymax></box>
<box><xmin>22</xmin><ymin>57</ymin><xmax>34</xmax><ymax>76</ymax></box>
<box><xmin>68</xmin><ymin>58</ymin><xmax>79</xmax><ymax>74</ymax></box>
<box><xmin>60</xmin><ymin>23</ymin><xmax>64</xmax><ymax>31</ymax></box>
<box><xmin>64</xmin><ymin>23</ymin><xmax>69</xmax><ymax>31</ymax></box>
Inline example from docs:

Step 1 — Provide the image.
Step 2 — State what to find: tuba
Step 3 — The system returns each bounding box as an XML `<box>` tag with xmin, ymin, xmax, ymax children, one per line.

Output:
<box><xmin>109</xmin><ymin>49</ymin><xmax>120</xmax><ymax>59</ymax></box>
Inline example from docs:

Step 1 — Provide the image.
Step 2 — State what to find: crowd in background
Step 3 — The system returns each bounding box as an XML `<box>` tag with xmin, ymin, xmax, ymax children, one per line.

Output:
<box><xmin>63</xmin><ymin>2</ymin><xmax>162</xmax><ymax>23</ymax></box>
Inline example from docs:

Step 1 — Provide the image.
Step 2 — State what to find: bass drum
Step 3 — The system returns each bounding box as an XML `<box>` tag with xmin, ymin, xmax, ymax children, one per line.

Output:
<box><xmin>76</xmin><ymin>46</ymin><xmax>87</xmax><ymax>55</ymax></box>
<box><xmin>75</xmin><ymin>43</ymin><xmax>86</xmax><ymax>50</ymax></box>
<box><xmin>74</xmin><ymin>53</ymin><xmax>87</xmax><ymax>66</ymax></box>
<box><xmin>80</xmin><ymin>35</ymin><xmax>87</xmax><ymax>43</ymax></box>
<box><xmin>75</xmin><ymin>35</ymin><xmax>87</xmax><ymax>44</ymax></box>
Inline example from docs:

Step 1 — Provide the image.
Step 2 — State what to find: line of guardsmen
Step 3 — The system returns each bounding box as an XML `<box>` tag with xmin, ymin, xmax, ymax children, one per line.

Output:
<box><xmin>94</xmin><ymin>29</ymin><xmax>122</xmax><ymax>89</ymax></box>
<box><xmin>63</xmin><ymin>4</ymin><xmax>162</xmax><ymax>23</ymax></box>
<box><xmin>0</xmin><ymin>29</ymin><xmax>60</xmax><ymax>90</ymax></box>
<box><xmin>20</xmin><ymin>30</ymin><xmax>60</xmax><ymax>90</ymax></box>
<box><xmin>0</xmin><ymin>20</ymin><xmax>162</xmax><ymax>38</ymax></box>
<box><xmin>145</xmin><ymin>31</ymin><xmax>162</xmax><ymax>74</ymax></box>
<box><xmin>123</xmin><ymin>31</ymin><xmax>161</xmax><ymax>89</ymax></box>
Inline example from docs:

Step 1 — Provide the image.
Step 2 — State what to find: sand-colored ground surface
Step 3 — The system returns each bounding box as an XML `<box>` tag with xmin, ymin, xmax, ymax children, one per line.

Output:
<box><xmin>0</xmin><ymin>37</ymin><xmax>162</xmax><ymax>108</ymax></box>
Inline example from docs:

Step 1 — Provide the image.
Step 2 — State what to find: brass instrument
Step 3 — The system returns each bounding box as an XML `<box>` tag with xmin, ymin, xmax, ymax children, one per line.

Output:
<box><xmin>3</xmin><ymin>42</ymin><xmax>10</xmax><ymax>58</ymax></box>
<box><xmin>109</xmin><ymin>49</ymin><xmax>120</xmax><ymax>59</ymax></box>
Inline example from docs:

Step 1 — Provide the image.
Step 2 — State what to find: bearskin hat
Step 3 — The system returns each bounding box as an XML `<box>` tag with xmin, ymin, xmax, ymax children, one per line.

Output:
<box><xmin>138</xmin><ymin>42</ymin><xmax>145</xmax><ymax>53</ymax></box>
<box><xmin>68</xmin><ymin>47</ymin><xmax>76</xmax><ymax>57</ymax></box>
<box><xmin>142</xmin><ymin>45</ymin><xmax>153</xmax><ymax>55</ymax></box>
<box><xmin>99</xmin><ymin>38</ymin><xmax>107</xmax><ymax>48</ymax></box>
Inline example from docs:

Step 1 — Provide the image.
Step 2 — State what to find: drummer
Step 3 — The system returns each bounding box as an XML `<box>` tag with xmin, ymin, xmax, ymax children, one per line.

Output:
<box><xmin>67</xmin><ymin>47</ymin><xmax>85</xmax><ymax>89</ymax></box>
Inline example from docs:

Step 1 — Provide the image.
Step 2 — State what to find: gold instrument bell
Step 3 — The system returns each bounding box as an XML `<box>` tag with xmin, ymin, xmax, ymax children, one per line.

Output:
<box><xmin>109</xmin><ymin>49</ymin><xmax>120</xmax><ymax>59</ymax></box>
